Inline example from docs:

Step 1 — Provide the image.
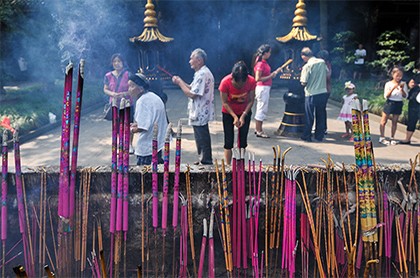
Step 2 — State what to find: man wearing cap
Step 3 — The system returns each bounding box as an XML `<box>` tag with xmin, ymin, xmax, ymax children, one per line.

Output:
<box><xmin>172</xmin><ymin>48</ymin><xmax>215</xmax><ymax>165</ymax></box>
<box><xmin>129</xmin><ymin>73</ymin><xmax>168</xmax><ymax>165</ymax></box>
<box><xmin>300</xmin><ymin>47</ymin><xmax>329</xmax><ymax>142</ymax></box>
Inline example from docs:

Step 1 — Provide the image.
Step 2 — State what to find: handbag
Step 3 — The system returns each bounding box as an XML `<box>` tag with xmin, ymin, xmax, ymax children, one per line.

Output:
<box><xmin>103</xmin><ymin>103</ymin><xmax>112</xmax><ymax>120</ymax></box>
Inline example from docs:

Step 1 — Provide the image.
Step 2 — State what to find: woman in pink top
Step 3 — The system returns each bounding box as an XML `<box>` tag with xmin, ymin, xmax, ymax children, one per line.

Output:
<box><xmin>253</xmin><ymin>44</ymin><xmax>279</xmax><ymax>138</ymax></box>
<box><xmin>219</xmin><ymin>61</ymin><xmax>256</xmax><ymax>164</ymax></box>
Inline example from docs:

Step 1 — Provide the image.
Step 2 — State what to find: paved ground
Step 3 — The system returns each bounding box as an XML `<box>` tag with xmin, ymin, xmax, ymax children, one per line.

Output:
<box><xmin>6</xmin><ymin>86</ymin><xmax>419</xmax><ymax>172</ymax></box>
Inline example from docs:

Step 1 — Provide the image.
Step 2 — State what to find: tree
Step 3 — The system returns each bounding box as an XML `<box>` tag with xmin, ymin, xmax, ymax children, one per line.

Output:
<box><xmin>330</xmin><ymin>31</ymin><xmax>357</xmax><ymax>80</ymax></box>
<box><xmin>369</xmin><ymin>30</ymin><xmax>415</xmax><ymax>76</ymax></box>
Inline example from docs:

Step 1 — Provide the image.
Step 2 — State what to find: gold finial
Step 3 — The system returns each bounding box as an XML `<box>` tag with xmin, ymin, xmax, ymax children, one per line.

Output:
<box><xmin>130</xmin><ymin>0</ymin><xmax>173</xmax><ymax>43</ymax></box>
<box><xmin>276</xmin><ymin>0</ymin><xmax>318</xmax><ymax>43</ymax></box>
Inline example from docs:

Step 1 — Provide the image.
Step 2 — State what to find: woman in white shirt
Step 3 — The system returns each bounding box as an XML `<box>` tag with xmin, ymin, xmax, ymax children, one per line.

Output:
<box><xmin>379</xmin><ymin>67</ymin><xmax>408</xmax><ymax>145</ymax></box>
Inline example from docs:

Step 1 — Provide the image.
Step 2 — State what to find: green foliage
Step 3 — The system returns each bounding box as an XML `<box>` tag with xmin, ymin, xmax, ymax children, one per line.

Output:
<box><xmin>330</xmin><ymin>31</ymin><xmax>357</xmax><ymax>69</ymax></box>
<box><xmin>0</xmin><ymin>79</ymin><xmax>103</xmax><ymax>135</ymax></box>
<box><xmin>369</xmin><ymin>30</ymin><xmax>415</xmax><ymax>75</ymax></box>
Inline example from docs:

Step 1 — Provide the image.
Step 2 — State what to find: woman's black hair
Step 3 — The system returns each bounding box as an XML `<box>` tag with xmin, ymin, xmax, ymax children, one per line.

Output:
<box><xmin>231</xmin><ymin>61</ymin><xmax>249</xmax><ymax>83</ymax></box>
<box><xmin>317</xmin><ymin>50</ymin><xmax>330</xmax><ymax>61</ymax></box>
<box><xmin>256</xmin><ymin>44</ymin><xmax>271</xmax><ymax>62</ymax></box>
<box><xmin>111</xmin><ymin>53</ymin><xmax>125</xmax><ymax>66</ymax></box>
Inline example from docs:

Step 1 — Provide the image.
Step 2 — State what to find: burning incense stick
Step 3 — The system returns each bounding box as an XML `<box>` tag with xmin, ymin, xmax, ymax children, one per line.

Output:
<box><xmin>157</xmin><ymin>65</ymin><xmax>174</xmax><ymax>78</ymax></box>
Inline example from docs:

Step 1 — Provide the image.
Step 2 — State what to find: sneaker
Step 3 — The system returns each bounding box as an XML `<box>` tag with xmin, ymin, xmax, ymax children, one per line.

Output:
<box><xmin>379</xmin><ymin>138</ymin><xmax>390</xmax><ymax>145</ymax></box>
<box><xmin>256</xmin><ymin>131</ymin><xmax>270</xmax><ymax>138</ymax></box>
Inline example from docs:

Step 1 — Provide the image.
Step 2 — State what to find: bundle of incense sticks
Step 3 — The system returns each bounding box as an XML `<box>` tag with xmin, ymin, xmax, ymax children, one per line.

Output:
<box><xmin>109</xmin><ymin>97</ymin><xmax>118</xmax><ymax>277</ymax></box>
<box><xmin>57</xmin><ymin>60</ymin><xmax>85</xmax><ymax>275</ymax></box>
<box><xmin>58</xmin><ymin>62</ymin><xmax>73</xmax><ymax>220</ymax></box>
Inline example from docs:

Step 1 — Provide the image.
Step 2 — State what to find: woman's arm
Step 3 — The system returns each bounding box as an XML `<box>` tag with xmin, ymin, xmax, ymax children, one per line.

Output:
<box><xmin>400</xmin><ymin>82</ymin><xmax>408</xmax><ymax>98</ymax></box>
<box><xmin>104</xmin><ymin>84</ymin><xmax>129</xmax><ymax>98</ymax></box>
<box><xmin>384</xmin><ymin>82</ymin><xmax>399</xmax><ymax>99</ymax></box>
<box><xmin>220</xmin><ymin>90</ymin><xmax>240</xmax><ymax>126</ymax></box>
<box><xmin>255</xmin><ymin>70</ymin><xmax>276</xmax><ymax>83</ymax></box>
<box><xmin>238</xmin><ymin>89</ymin><xmax>255</xmax><ymax>127</ymax></box>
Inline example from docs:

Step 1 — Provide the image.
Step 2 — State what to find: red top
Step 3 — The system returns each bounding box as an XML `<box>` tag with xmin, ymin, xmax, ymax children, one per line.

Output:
<box><xmin>254</xmin><ymin>60</ymin><xmax>272</xmax><ymax>86</ymax></box>
<box><xmin>219</xmin><ymin>74</ymin><xmax>256</xmax><ymax>115</ymax></box>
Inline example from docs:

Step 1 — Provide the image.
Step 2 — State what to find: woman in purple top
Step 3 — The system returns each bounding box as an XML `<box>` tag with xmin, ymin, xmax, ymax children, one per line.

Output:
<box><xmin>103</xmin><ymin>53</ymin><xmax>135</xmax><ymax>153</ymax></box>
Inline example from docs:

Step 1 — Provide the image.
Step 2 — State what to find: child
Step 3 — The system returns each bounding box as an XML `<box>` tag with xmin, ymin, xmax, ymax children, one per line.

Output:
<box><xmin>379</xmin><ymin>67</ymin><xmax>408</xmax><ymax>145</ymax></box>
<box><xmin>337</xmin><ymin>81</ymin><xmax>358</xmax><ymax>139</ymax></box>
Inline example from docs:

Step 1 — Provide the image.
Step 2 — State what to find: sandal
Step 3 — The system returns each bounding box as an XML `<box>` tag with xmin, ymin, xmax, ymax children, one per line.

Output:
<box><xmin>390</xmin><ymin>139</ymin><xmax>399</xmax><ymax>145</ymax></box>
<box><xmin>256</xmin><ymin>131</ymin><xmax>270</xmax><ymax>138</ymax></box>
<box><xmin>379</xmin><ymin>138</ymin><xmax>390</xmax><ymax>145</ymax></box>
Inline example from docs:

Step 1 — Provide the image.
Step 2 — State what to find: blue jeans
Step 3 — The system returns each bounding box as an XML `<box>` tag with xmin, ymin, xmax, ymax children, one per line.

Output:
<box><xmin>192</xmin><ymin>124</ymin><xmax>213</xmax><ymax>164</ymax></box>
<box><xmin>302</xmin><ymin>93</ymin><xmax>328</xmax><ymax>141</ymax></box>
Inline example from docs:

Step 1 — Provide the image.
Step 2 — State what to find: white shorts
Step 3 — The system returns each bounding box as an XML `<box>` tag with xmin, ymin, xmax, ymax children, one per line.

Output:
<box><xmin>254</xmin><ymin>85</ymin><xmax>271</xmax><ymax>121</ymax></box>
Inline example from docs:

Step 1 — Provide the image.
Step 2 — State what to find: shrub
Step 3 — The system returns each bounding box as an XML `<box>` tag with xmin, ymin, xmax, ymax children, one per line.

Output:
<box><xmin>369</xmin><ymin>30</ymin><xmax>415</xmax><ymax>76</ymax></box>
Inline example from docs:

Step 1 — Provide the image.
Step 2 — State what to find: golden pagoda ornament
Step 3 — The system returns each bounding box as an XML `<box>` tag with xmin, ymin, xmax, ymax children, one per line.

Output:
<box><xmin>130</xmin><ymin>0</ymin><xmax>173</xmax><ymax>43</ymax></box>
<box><xmin>276</xmin><ymin>0</ymin><xmax>318</xmax><ymax>43</ymax></box>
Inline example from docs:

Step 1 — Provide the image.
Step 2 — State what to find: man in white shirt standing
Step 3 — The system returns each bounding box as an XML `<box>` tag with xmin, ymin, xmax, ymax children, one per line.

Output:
<box><xmin>353</xmin><ymin>44</ymin><xmax>366</xmax><ymax>80</ymax></box>
<box><xmin>172</xmin><ymin>48</ymin><xmax>215</xmax><ymax>165</ymax></box>
<box><xmin>300</xmin><ymin>47</ymin><xmax>329</xmax><ymax>142</ymax></box>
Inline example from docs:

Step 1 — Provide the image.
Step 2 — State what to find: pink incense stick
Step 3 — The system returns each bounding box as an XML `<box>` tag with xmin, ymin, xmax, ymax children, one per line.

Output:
<box><xmin>152</xmin><ymin>123</ymin><xmax>159</xmax><ymax>229</ymax></box>
<box><xmin>172</xmin><ymin>121</ymin><xmax>182</xmax><ymax>229</ymax></box>
<box><xmin>123</xmin><ymin>101</ymin><xmax>131</xmax><ymax>232</ymax></box>
<box><xmin>2</xmin><ymin>130</ymin><xmax>8</xmax><ymax>242</ymax></box>
<box><xmin>110</xmin><ymin>98</ymin><xmax>118</xmax><ymax>233</ymax></box>
<box><xmin>240</xmin><ymin>149</ymin><xmax>247</xmax><ymax>269</ymax></box>
<box><xmin>162</xmin><ymin>124</ymin><xmax>172</xmax><ymax>231</ymax></box>
<box><xmin>253</xmin><ymin>159</ymin><xmax>262</xmax><ymax>277</ymax></box>
<box><xmin>1</xmin><ymin>130</ymin><xmax>8</xmax><ymax>278</ymax></box>
<box><xmin>157</xmin><ymin>65</ymin><xmax>174</xmax><ymax>78</ymax></box>
<box><xmin>232</xmin><ymin>149</ymin><xmax>238</xmax><ymax>268</ymax></box>
<box><xmin>197</xmin><ymin>218</ymin><xmax>207</xmax><ymax>278</ymax></box>
<box><xmin>116</xmin><ymin>99</ymin><xmax>125</xmax><ymax>232</ymax></box>
<box><xmin>13</xmin><ymin>129</ymin><xmax>25</xmax><ymax>234</ymax></box>
<box><xmin>69</xmin><ymin>59</ymin><xmax>85</xmax><ymax>222</ymax></box>
<box><xmin>208</xmin><ymin>208</ymin><xmax>215</xmax><ymax>278</ymax></box>
<box><xmin>59</xmin><ymin>62</ymin><xmax>73</xmax><ymax>218</ymax></box>
<box><xmin>109</xmin><ymin>99</ymin><xmax>118</xmax><ymax>278</ymax></box>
